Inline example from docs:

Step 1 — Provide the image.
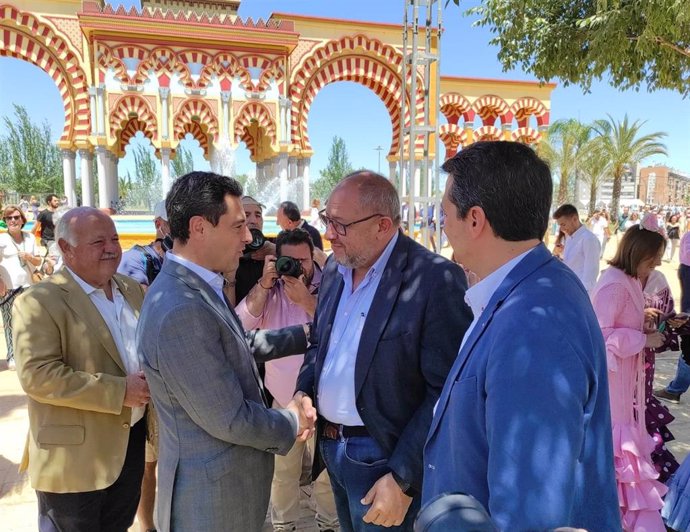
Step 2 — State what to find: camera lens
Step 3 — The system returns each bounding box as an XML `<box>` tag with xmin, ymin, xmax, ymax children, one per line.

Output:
<box><xmin>275</xmin><ymin>256</ymin><xmax>303</xmax><ymax>278</ymax></box>
<box><xmin>244</xmin><ymin>228</ymin><xmax>266</xmax><ymax>253</ymax></box>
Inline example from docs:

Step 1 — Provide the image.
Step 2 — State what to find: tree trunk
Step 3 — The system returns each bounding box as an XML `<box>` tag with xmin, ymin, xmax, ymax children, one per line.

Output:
<box><xmin>589</xmin><ymin>181</ymin><xmax>597</xmax><ymax>216</ymax></box>
<box><xmin>610</xmin><ymin>172</ymin><xmax>622</xmax><ymax>220</ymax></box>
<box><xmin>557</xmin><ymin>165</ymin><xmax>569</xmax><ymax>205</ymax></box>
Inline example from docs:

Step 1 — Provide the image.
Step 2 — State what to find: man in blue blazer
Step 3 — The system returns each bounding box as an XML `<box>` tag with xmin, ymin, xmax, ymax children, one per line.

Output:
<box><xmin>423</xmin><ymin>142</ymin><xmax>621</xmax><ymax>531</ymax></box>
<box><xmin>295</xmin><ymin>171</ymin><xmax>472</xmax><ymax>531</ymax></box>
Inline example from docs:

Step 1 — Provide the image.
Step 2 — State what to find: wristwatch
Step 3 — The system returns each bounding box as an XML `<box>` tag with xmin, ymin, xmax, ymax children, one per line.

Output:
<box><xmin>391</xmin><ymin>471</ymin><xmax>416</xmax><ymax>497</ymax></box>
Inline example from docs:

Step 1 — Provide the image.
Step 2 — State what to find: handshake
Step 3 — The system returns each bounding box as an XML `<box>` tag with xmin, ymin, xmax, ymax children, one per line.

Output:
<box><xmin>286</xmin><ymin>391</ymin><xmax>318</xmax><ymax>442</ymax></box>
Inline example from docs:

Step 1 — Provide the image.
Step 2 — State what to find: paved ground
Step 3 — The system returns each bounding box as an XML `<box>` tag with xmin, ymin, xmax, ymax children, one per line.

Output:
<box><xmin>1</xmin><ymin>243</ymin><xmax>689</xmax><ymax>531</ymax></box>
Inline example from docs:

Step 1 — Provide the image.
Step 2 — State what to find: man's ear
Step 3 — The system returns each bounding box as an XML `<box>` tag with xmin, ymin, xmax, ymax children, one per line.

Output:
<box><xmin>468</xmin><ymin>206</ymin><xmax>488</xmax><ymax>234</ymax></box>
<box><xmin>57</xmin><ymin>238</ymin><xmax>71</xmax><ymax>257</ymax></box>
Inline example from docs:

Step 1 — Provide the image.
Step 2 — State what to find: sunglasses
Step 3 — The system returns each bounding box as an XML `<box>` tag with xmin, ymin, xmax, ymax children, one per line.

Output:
<box><xmin>4</xmin><ymin>215</ymin><xmax>22</xmax><ymax>221</ymax></box>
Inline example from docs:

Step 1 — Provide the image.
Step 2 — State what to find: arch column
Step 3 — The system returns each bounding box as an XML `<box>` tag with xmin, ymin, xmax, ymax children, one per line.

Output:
<box><xmin>106</xmin><ymin>152</ymin><xmax>119</xmax><ymax>210</ymax></box>
<box><xmin>61</xmin><ymin>149</ymin><xmax>77</xmax><ymax>207</ymax></box>
<box><xmin>298</xmin><ymin>158</ymin><xmax>311</xmax><ymax>210</ymax></box>
<box><xmin>79</xmin><ymin>149</ymin><xmax>94</xmax><ymax>207</ymax></box>
<box><xmin>278</xmin><ymin>152</ymin><xmax>289</xmax><ymax>202</ymax></box>
<box><xmin>221</xmin><ymin>91</ymin><xmax>232</xmax><ymax>143</ymax></box>
<box><xmin>96</xmin><ymin>147</ymin><xmax>109</xmax><ymax>209</ymax></box>
<box><xmin>161</xmin><ymin>147</ymin><xmax>172</xmax><ymax>197</ymax></box>
<box><xmin>389</xmin><ymin>160</ymin><xmax>397</xmax><ymax>181</ymax></box>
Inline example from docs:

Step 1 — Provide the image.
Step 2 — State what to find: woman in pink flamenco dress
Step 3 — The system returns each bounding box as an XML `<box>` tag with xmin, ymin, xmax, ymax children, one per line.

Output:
<box><xmin>591</xmin><ymin>223</ymin><xmax>668</xmax><ymax>532</ymax></box>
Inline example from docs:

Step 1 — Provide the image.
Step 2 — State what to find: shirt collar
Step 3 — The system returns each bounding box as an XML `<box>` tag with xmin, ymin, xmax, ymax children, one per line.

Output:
<box><xmin>568</xmin><ymin>224</ymin><xmax>586</xmax><ymax>240</ymax></box>
<box><xmin>166</xmin><ymin>252</ymin><xmax>225</xmax><ymax>294</ymax></box>
<box><xmin>336</xmin><ymin>230</ymin><xmax>399</xmax><ymax>283</ymax></box>
<box><xmin>65</xmin><ymin>267</ymin><xmax>117</xmax><ymax>298</ymax></box>
<box><xmin>464</xmin><ymin>247</ymin><xmax>534</xmax><ymax>318</ymax></box>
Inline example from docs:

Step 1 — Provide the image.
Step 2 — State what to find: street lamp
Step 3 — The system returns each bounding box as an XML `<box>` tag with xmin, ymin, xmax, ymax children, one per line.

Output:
<box><xmin>374</xmin><ymin>145</ymin><xmax>383</xmax><ymax>174</ymax></box>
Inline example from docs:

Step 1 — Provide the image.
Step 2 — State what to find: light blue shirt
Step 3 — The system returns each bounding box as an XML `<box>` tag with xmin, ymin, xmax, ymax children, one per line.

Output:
<box><xmin>318</xmin><ymin>231</ymin><xmax>399</xmax><ymax>425</ymax></box>
<box><xmin>167</xmin><ymin>252</ymin><xmax>226</xmax><ymax>304</ymax></box>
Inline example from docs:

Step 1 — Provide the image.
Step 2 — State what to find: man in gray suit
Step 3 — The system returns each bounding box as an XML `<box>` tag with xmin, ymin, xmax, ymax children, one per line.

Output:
<box><xmin>137</xmin><ymin>171</ymin><xmax>316</xmax><ymax>532</ymax></box>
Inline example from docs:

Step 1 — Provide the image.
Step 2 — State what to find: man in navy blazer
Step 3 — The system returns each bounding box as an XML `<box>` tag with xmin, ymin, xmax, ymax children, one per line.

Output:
<box><xmin>423</xmin><ymin>142</ymin><xmax>620</xmax><ymax>530</ymax></box>
<box><xmin>295</xmin><ymin>171</ymin><xmax>471</xmax><ymax>531</ymax></box>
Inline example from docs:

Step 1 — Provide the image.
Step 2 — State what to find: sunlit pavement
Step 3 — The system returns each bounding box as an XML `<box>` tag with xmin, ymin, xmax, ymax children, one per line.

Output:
<box><xmin>1</xmin><ymin>239</ymin><xmax>689</xmax><ymax>530</ymax></box>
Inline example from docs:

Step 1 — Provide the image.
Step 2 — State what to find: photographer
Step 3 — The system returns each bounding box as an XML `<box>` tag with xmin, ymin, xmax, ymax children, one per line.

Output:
<box><xmin>235</xmin><ymin>229</ymin><xmax>338</xmax><ymax>532</ymax></box>
<box><xmin>224</xmin><ymin>195</ymin><xmax>276</xmax><ymax>305</ymax></box>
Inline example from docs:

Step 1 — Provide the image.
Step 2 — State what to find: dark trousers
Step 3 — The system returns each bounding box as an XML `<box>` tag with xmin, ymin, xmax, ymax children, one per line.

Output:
<box><xmin>37</xmin><ymin>419</ymin><xmax>146</xmax><ymax>532</ymax></box>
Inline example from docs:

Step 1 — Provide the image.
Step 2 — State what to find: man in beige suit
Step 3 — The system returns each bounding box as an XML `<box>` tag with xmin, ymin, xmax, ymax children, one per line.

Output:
<box><xmin>13</xmin><ymin>207</ymin><xmax>150</xmax><ymax>532</ymax></box>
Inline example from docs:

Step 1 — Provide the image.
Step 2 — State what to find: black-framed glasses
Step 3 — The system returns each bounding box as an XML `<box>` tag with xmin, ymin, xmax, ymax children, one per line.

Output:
<box><xmin>318</xmin><ymin>209</ymin><xmax>383</xmax><ymax>236</ymax></box>
<box><xmin>4</xmin><ymin>215</ymin><xmax>22</xmax><ymax>221</ymax></box>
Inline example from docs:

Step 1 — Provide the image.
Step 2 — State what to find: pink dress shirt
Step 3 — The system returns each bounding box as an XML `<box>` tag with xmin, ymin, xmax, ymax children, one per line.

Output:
<box><xmin>235</xmin><ymin>268</ymin><xmax>321</xmax><ymax>408</ymax></box>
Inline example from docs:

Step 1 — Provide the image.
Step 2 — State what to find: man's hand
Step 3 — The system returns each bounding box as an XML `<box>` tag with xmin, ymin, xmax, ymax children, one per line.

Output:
<box><xmin>251</xmin><ymin>241</ymin><xmax>277</xmax><ymax>261</ymax></box>
<box><xmin>361</xmin><ymin>472</ymin><xmax>413</xmax><ymax>527</ymax></box>
<box><xmin>259</xmin><ymin>255</ymin><xmax>278</xmax><ymax>289</ymax></box>
<box><xmin>282</xmin><ymin>275</ymin><xmax>317</xmax><ymax>316</ymax></box>
<box><xmin>123</xmin><ymin>371</ymin><xmax>150</xmax><ymax>408</ymax></box>
<box><xmin>287</xmin><ymin>391</ymin><xmax>317</xmax><ymax>442</ymax></box>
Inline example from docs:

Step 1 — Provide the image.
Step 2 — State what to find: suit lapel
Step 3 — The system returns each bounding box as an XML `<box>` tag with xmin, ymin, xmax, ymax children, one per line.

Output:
<box><xmin>354</xmin><ymin>235</ymin><xmax>407</xmax><ymax>397</ymax></box>
<box><xmin>60</xmin><ymin>271</ymin><xmax>127</xmax><ymax>374</ymax></box>
<box><xmin>427</xmin><ymin>244</ymin><xmax>554</xmax><ymax>438</ymax></box>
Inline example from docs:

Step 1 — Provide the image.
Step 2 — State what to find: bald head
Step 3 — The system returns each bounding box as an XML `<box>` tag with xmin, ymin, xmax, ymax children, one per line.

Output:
<box><xmin>56</xmin><ymin>207</ymin><xmax>111</xmax><ymax>246</ymax></box>
<box><xmin>332</xmin><ymin>171</ymin><xmax>401</xmax><ymax>226</ymax></box>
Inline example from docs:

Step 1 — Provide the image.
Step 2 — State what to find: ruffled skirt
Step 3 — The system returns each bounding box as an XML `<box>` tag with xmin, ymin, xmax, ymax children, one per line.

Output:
<box><xmin>662</xmin><ymin>457</ymin><xmax>690</xmax><ymax>531</ymax></box>
<box><xmin>613</xmin><ymin>424</ymin><xmax>667</xmax><ymax>531</ymax></box>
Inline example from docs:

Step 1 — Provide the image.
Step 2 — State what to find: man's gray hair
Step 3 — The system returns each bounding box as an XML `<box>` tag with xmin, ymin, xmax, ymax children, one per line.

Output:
<box><xmin>339</xmin><ymin>171</ymin><xmax>401</xmax><ymax>225</ymax></box>
<box><xmin>55</xmin><ymin>206</ymin><xmax>101</xmax><ymax>246</ymax></box>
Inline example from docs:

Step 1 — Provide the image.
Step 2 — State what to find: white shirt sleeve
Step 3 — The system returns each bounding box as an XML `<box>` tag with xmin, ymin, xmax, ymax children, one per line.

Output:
<box><xmin>581</xmin><ymin>235</ymin><xmax>602</xmax><ymax>292</ymax></box>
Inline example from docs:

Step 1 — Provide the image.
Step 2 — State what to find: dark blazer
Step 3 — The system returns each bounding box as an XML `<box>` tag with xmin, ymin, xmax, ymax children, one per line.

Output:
<box><xmin>296</xmin><ymin>233</ymin><xmax>472</xmax><ymax>492</ymax></box>
<box><xmin>301</xmin><ymin>220</ymin><xmax>324</xmax><ymax>250</ymax></box>
<box><xmin>423</xmin><ymin>244</ymin><xmax>621</xmax><ymax>530</ymax></box>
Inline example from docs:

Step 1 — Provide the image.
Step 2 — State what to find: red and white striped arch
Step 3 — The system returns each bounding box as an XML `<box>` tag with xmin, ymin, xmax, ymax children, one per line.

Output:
<box><xmin>439</xmin><ymin>93</ymin><xmax>475</xmax><ymax>125</ymax></box>
<box><xmin>134</xmin><ymin>47</ymin><xmax>189</xmax><ymax>87</ymax></box>
<box><xmin>173</xmin><ymin>98</ymin><xmax>219</xmax><ymax>156</ymax></box>
<box><xmin>199</xmin><ymin>52</ymin><xmax>252</xmax><ymax>91</ymax></box>
<box><xmin>257</xmin><ymin>58</ymin><xmax>285</xmax><ymax>93</ymax></box>
<box><xmin>510</xmin><ymin>97</ymin><xmax>549</xmax><ymax>128</ymax></box>
<box><xmin>233</xmin><ymin>102</ymin><xmax>276</xmax><ymax>156</ymax></box>
<box><xmin>511</xmin><ymin>127</ymin><xmax>542</xmax><ymax>144</ymax></box>
<box><xmin>290</xmin><ymin>34</ymin><xmax>422</xmax><ymax>158</ymax></box>
<box><xmin>439</xmin><ymin>124</ymin><xmax>473</xmax><ymax>159</ymax></box>
<box><xmin>109</xmin><ymin>95</ymin><xmax>158</xmax><ymax>153</ymax></box>
<box><xmin>472</xmin><ymin>95</ymin><xmax>512</xmax><ymax>126</ymax></box>
<box><xmin>1</xmin><ymin>5</ymin><xmax>90</xmax><ymax>144</ymax></box>
<box><xmin>473</xmin><ymin>125</ymin><xmax>504</xmax><ymax>142</ymax></box>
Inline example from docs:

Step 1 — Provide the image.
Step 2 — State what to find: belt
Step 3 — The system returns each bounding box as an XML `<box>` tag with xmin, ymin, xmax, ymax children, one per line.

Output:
<box><xmin>322</xmin><ymin>420</ymin><xmax>369</xmax><ymax>440</ymax></box>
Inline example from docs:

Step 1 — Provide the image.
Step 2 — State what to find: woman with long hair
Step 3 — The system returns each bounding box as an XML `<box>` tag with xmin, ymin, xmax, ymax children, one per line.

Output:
<box><xmin>591</xmin><ymin>223</ymin><xmax>668</xmax><ymax>531</ymax></box>
<box><xmin>0</xmin><ymin>205</ymin><xmax>42</xmax><ymax>369</ymax></box>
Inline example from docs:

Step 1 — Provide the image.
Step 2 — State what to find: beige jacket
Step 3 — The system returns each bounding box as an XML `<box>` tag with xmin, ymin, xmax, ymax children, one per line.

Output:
<box><xmin>13</xmin><ymin>269</ymin><xmax>145</xmax><ymax>493</ymax></box>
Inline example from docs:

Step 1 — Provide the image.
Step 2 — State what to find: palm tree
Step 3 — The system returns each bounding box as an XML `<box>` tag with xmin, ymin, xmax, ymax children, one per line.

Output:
<box><xmin>593</xmin><ymin>115</ymin><xmax>667</xmax><ymax>217</ymax></box>
<box><xmin>539</xmin><ymin>119</ymin><xmax>592</xmax><ymax>205</ymax></box>
<box><xmin>578</xmin><ymin>137</ymin><xmax>611</xmax><ymax>216</ymax></box>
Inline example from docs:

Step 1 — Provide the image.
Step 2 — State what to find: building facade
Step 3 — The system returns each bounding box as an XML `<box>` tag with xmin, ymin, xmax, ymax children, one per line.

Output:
<box><xmin>639</xmin><ymin>165</ymin><xmax>690</xmax><ymax>206</ymax></box>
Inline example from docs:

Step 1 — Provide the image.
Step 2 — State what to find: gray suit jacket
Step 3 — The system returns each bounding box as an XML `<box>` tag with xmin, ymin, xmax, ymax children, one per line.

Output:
<box><xmin>137</xmin><ymin>259</ymin><xmax>303</xmax><ymax>532</ymax></box>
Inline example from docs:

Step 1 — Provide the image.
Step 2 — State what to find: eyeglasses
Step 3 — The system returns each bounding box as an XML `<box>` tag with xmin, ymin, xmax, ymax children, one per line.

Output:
<box><xmin>318</xmin><ymin>209</ymin><xmax>383</xmax><ymax>236</ymax></box>
<box><xmin>4</xmin><ymin>215</ymin><xmax>22</xmax><ymax>221</ymax></box>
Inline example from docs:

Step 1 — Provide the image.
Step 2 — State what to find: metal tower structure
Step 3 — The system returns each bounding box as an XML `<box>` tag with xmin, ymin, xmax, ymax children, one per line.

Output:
<box><xmin>399</xmin><ymin>0</ymin><xmax>443</xmax><ymax>251</ymax></box>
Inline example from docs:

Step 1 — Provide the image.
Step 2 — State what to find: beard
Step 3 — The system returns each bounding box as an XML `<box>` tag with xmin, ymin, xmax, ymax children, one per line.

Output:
<box><xmin>333</xmin><ymin>250</ymin><xmax>368</xmax><ymax>269</ymax></box>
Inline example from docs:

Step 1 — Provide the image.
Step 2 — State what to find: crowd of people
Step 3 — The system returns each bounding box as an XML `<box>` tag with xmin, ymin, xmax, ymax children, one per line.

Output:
<box><xmin>4</xmin><ymin>140</ymin><xmax>690</xmax><ymax>532</ymax></box>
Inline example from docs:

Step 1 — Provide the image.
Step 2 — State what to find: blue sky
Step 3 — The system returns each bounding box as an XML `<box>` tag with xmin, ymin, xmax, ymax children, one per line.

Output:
<box><xmin>1</xmin><ymin>0</ymin><xmax>689</xmax><ymax>190</ymax></box>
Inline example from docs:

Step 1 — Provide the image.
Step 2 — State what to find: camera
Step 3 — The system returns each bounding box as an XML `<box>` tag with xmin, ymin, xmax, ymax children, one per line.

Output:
<box><xmin>275</xmin><ymin>256</ymin><xmax>303</xmax><ymax>278</ymax></box>
<box><xmin>244</xmin><ymin>228</ymin><xmax>266</xmax><ymax>254</ymax></box>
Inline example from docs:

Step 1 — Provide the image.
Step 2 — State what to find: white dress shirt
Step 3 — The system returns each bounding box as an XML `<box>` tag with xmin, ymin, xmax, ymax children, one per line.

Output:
<box><xmin>66</xmin><ymin>268</ymin><xmax>144</xmax><ymax>425</ymax></box>
<box><xmin>562</xmin><ymin>225</ymin><xmax>601</xmax><ymax>292</ymax></box>
<box><xmin>318</xmin><ymin>232</ymin><xmax>399</xmax><ymax>426</ymax></box>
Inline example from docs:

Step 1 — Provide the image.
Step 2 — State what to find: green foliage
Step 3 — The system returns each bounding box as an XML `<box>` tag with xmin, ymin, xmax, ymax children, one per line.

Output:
<box><xmin>539</xmin><ymin>119</ymin><xmax>592</xmax><ymax>204</ymax></box>
<box><xmin>171</xmin><ymin>146</ymin><xmax>194</xmax><ymax>179</ymax></box>
<box><xmin>578</xmin><ymin>136</ymin><xmax>612</xmax><ymax>215</ymax></box>
<box><xmin>592</xmin><ymin>114</ymin><xmax>667</xmax><ymax>216</ymax></box>
<box><xmin>126</xmin><ymin>144</ymin><xmax>161</xmax><ymax>210</ymax></box>
<box><xmin>461</xmin><ymin>0</ymin><xmax>690</xmax><ymax>95</ymax></box>
<box><xmin>311</xmin><ymin>136</ymin><xmax>353</xmax><ymax>202</ymax></box>
<box><xmin>0</xmin><ymin>104</ymin><xmax>63</xmax><ymax>194</ymax></box>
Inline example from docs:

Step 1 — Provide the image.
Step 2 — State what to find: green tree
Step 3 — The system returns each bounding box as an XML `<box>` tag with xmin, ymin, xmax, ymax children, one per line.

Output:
<box><xmin>592</xmin><ymin>114</ymin><xmax>666</xmax><ymax>216</ymax></box>
<box><xmin>311</xmin><ymin>136</ymin><xmax>353</xmax><ymax>201</ymax></box>
<box><xmin>538</xmin><ymin>119</ymin><xmax>592</xmax><ymax>205</ymax></box>
<box><xmin>578</xmin><ymin>137</ymin><xmax>611</xmax><ymax>216</ymax></box>
<box><xmin>0</xmin><ymin>104</ymin><xmax>63</xmax><ymax>194</ymax></box>
<box><xmin>171</xmin><ymin>146</ymin><xmax>194</xmax><ymax>178</ymax></box>
<box><xmin>129</xmin><ymin>144</ymin><xmax>160</xmax><ymax>210</ymax></box>
<box><xmin>459</xmin><ymin>0</ymin><xmax>690</xmax><ymax>95</ymax></box>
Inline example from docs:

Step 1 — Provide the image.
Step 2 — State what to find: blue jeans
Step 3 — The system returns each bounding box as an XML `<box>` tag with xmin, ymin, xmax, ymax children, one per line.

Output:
<box><xmin>320</xmin><ymin>435</ymin><xmax>419</xmax><ymax>532</ymax></box>
<box><xmin>668</xmin><ymin>354</ymin><xmax>690</xmax><ymax>395</ymax></box>
<box><xmin>669</xmin><ymin>264</ymin><xmax>690</xmax><ymax>395</ymax></box>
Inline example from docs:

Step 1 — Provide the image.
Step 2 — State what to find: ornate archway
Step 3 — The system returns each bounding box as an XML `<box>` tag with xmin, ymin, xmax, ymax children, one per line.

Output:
<box><xmin>0</xmin><ymin>4</ymin><xmax>90</xmax><ymax>146</ymax></box>
<box><xmin>233</xmin><ymin>101</ymin><xmax>276</xmax><ymax>159</ymax></box>
<box><xmin>109</xmin><ymin>95</ymin><xmax>158</xmax><ymax>156</ymax></box>
<box><xmin>173</xmin><ymin>98</ymin><xmax>219</xmax><ymax>157</ymax></box>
